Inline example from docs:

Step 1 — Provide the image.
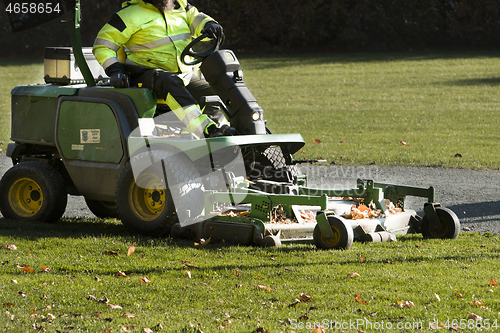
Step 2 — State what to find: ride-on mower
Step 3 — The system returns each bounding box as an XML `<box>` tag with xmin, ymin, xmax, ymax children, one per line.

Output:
<box><xmin>0</xmin><ymin>1</ymin><xmax>460</xmax><ymax>249</ymax></box>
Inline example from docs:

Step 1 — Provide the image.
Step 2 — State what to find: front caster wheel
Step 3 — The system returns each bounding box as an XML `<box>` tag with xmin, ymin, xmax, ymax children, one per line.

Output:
<box><xmin>313</xmin><ymin>216</ymin><xmax>353</xmax><ymax>250</ymax></box>
<box><xmin>422</xmin><ymin>207</ymin><xmax>460</xmax><ymax>239</ymax></box>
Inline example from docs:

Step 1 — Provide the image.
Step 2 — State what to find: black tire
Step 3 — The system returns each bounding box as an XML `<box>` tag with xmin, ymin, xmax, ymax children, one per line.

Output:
<box><xmin>115</xmin><ymin>151</ymin><xmax>204</xmax><ymax>236</ymax></box>
<box><xmin>247</xmin><ymin>146</ymin><xmax>299</xmax><ymax>181</ymax></box>
<box><xmin>421</xmin><ymin>207</ymin><xmax>460</xmax><ymax>239</ymax></box>
<box><xmin>85</xmin><ymin>199</ymin><xmax>119</xmax><ymax>219</ymax></box>
<box><xmin>0</xmin><ymin>161</ymin><xmax>67</xmax><ymax>222</ymax></box>
<box><xmin>313</xmin><ymin>216</ymin><xmax>354</xmax><ymax>250</ymax></box>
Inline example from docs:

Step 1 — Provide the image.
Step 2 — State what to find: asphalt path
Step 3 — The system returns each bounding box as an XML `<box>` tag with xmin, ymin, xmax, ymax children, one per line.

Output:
<box><xmin>1</xmin><ymin>154</ymin><xmax>499</xmax><ymax>234</ymax></box>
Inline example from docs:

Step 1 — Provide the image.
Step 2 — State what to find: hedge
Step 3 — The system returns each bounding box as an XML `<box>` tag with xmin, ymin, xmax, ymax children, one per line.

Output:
<box><xmin>1</xmin><ymin>0</ymin><xmax>499</xmax><ymax>58</ymax></box>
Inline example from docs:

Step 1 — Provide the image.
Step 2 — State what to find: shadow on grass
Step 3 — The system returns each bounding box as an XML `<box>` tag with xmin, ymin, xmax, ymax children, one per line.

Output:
<box><xmin>240</xmin><ymin>50</ymin><xmax>500</xmax><ymax>70</ymax></box>
<box><xmin>442</xmin><ymin>77</ymin><xmax>500</xmax><ymax>86</ymax></box>
<box><xmin>0</xmin><ymin>217</ymin><xmax>132</xmax><ymax>239</ymax></box>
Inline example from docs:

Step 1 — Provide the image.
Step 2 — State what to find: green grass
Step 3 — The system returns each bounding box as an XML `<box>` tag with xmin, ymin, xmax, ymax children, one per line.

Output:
<box><xmin>1</xmin><ymin>53</ymin><xmax>500</xmax><ymax>332</ymax></box>
<box><xmin>2</xmin><ymin>52</ymin><xmax>500</xmax><ymax>168</ymax></box>
<box><xmin>240</xmin><ymin>52</ymin><xmax>500</xmax><ymax>169</ymax></box>
<box><xmin>1</xmin><ymin>218</ymin><xmax>499</xmax><ymax>332</ymax></box>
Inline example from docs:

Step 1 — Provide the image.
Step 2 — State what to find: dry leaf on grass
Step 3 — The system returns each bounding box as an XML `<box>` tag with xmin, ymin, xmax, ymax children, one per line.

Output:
<box><xmin>347</xmin><ymin>272</ymin><xmax>360</xmax><ymax>278</ymax></box>
<box><xmin>255</xmin><ymin>284</ymin><xmax>272</xmax><ymax>291</ymax></box>
<box><xmin>185</xmin><ymin>271</ymin><xmax>192</xmax><ymax>279</ymax></box>
<box><xmin>313</xmin><ymin>139</ymin><xmax>321</xmax><ymax>144</ymax></box>
<box><xmin>355</xmin><ymin>294</ymin><xmax>367</xmax><ymax>304</ymax></box>
<box><xmin>108</xmin><ymin>303</ymin><xmax>123</xmax><ymax>310</ymax></box>
<box><xmin>434</xmin><ymin>293</ymin><xmax>441</xmax><ymax>302</ymax></box>
<box><xmin>1</xmin><ymin>244</ymin><xmax>17</xmax><ymax>250</ymax></box>
<box><xmin>299</xmin><ymin>293</ymin><xmax>312</xmax><ymax>302</ymax></box>
<box><xmin>467</xmin><ymin>313</ymin><xmax>482</xmax><ymax>321</ymax></box>
<box><xmin>400</xmin><ymin>140</ymin><xmax>410</xmax><ymax>146</ymax></box>
<box><xmin>194</xmin><ymin>238</ymin><xmax>211</xmax><ymax>249</ymax></box>
<box><xmin>391</xmin><ymin>300</ymin><xmax>414</xmax><ymax>308</ymax></box>
<box><xmin>118</xmin><ymin>271</ymin><xmax>129</xmax><ymax>278</ymax></box>
<box><xmin>127</xmin><ymin>243</ymin><xmax>136</xmax><ymax>256</ymax></box>
<box><xmin>139</xmin><ymin>277</ymin><xmax>151</xmax><ymax>285</ymax></box>
<box><xmin>123</xmin><ymin>312</ymin><xmax>137</xmax><ymax>318</ymax></box>
<box><xmin>105</xmin><ymin>250</ymin><xmax>119</xmax><ymax>255</ymax></box>
<box><xmin>489</xmin><ymin>280</ymin><xmax>497</xmax><ymax>286</ymax></box>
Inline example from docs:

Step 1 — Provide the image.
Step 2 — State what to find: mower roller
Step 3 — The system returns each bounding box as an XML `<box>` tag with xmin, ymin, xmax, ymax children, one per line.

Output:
<box><xmin>0</xmin><ymin>1</ymin><xmax>460</xmax><ymax>249</ymax></box>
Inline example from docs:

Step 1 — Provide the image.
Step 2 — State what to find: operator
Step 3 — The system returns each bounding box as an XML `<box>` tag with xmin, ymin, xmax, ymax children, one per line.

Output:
<box><xmin>93</xmin><ymin>0</ymin><xmax>234</xmax><ymax>138</ymax></box>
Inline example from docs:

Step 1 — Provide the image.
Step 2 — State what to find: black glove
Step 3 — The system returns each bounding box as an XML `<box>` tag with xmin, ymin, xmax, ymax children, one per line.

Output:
<box><xmin>109</xmin><ymin>72</ymin><xmax>130</xmax><ymax>88</ymax></box>
<box><xmin>105</xmin><ymin>62</ymin><xmax>130</xmax><ymax>88</ymax></box>
<box><xmin>220</xmin><ymin>125</ymin><xmax>239</xmax><ymax>136</ymax></box>
<box><xmin>203</xmin><ymin>21</ymin><xmax>224</xmax><ymax>41</ymax></box>
<box><xmin>205</xmin><ymin>124</ymin><xmax>238</xmax><ymax>138</ymax></box>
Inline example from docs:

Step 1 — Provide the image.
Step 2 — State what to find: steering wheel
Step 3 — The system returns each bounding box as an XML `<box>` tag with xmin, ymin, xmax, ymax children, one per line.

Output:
<box><xmin>181</xmin><ymin>32</ymin><xmax>222</xmax><ymax>66</ymax></box>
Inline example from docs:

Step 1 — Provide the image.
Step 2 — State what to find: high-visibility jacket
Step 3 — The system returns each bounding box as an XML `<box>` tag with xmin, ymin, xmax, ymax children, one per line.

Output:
<box><xmin>93</xmin><ymin>0</ymin><xmax>214</xmax><ymax>74</ymax></box>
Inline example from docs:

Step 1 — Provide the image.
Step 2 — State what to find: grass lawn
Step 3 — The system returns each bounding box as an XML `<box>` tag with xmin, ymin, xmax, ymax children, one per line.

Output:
<box><xmin>1</xmin><ymin>218</ymin><xmax>500</xmax><ymax>332</ymax></box>
<box><xmin>1</xmin><ymin>52</ymin><xmax>500</xmax><ymax>332</ymax></box>
<box><xmin>2</xmin><ymin>52</ymin><xmax>500</xmax><ymax>169</ymax></box>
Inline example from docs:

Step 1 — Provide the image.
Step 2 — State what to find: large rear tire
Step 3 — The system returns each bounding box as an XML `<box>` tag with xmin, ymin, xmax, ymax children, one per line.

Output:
<box><xmin>115</xmin><ymin>151</ymin><xmax>204</xmax><ymax>236</ymax></box>
<box><xmin>0</xmin><ymin>161</ymin><xmax>67</xmax><ymax>222</ymax></box>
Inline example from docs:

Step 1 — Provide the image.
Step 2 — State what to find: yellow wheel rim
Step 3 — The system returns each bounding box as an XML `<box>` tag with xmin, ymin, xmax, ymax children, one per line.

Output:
<box><xmin>321</xmin><ymin>224</ymin><xmax>341</xmax><ymax>247</ymax></box>
<box><xmin>128</xmin><ymin>172</ymin><xmax>166</xmax><ymax>221</ymax></box>
<box><xmin>8</xmin><ymin>178</ymin><xmax>44</xmax><ymax>218</ymax></box>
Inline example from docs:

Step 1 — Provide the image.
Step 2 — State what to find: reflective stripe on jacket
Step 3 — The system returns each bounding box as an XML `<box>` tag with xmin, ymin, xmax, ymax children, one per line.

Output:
<box><xmin>93</xmin><ymin>0</ymin><xmax>213</xmax><ymax>74</ymax></box>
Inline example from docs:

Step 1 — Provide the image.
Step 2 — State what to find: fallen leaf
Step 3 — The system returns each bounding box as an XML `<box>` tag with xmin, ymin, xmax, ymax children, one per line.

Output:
<box><xmin>139</xmin><ymin>277</ymin><xmax>151</xmax><ymax>285</ymax></box>
<box><xmin>311</xmin><ymin>327</ymin><xmax>325</xmax><ymax>333</ymax></box>
<box><xmin>313</xmin><ymin>139</ymin><xmax>321</xmax><ymax>144</ymax></box>
<box><xmin>105</xmin><ymin>250</ymin><xmax>119</xmax><ymax>255</ymax></box>
<box><xmin>360</xmin><ymin>257</ymin><xmax>365</xmax><ymax>263</ymax></box>
<box><xmin>391</xmin><ymin>300</ymin><xmax>414</xmax><ymax>308</ymax></box>
<box><xmin>299</xmin><ymin>293</ymin><xmax>312</xmax><ymax>302</ymax></box>
<box><xmin>127</xmin><ymin>243</ymin><xmax>136</xmax><ymax>256</ymax></box>
<box><xmin>10</xmin><ymin>279</ymin><xmax>18</xmax><ymax>284</ymax></box>
<box><xmin>489</xmin><ymin>280</ymin><xmax>497</xmax><ymax>286</ymax></box>
<box><xmin>235</xmin><ymin>270</ymin><xmax>242</xmax><ymax>276</ymax></box>
<box><xmin>143</xmin><ymin>329</ymin><xmax>153</xmax><ymax>333</ymax></box>
<box><xmin>454</xmin><ymin>291</ymin><xmax>464</xmax><ymax>298</ymax></box>
<box><xmin>20</xmin><ymin>265</ymin><xmax>34</xmax><ymax>273</ymax></box>
<box><xmin>355</xmin><ymin>294</ymin><xmax>367</xmax><ymax>304</ymax></box>
<box><xmin>121</xmin><ymin>325</ymin><xmax>137</xmax><ymax>332</ymax></box>
<box><xmin>434</xmin><ymin>293</ymin><xmax>441</xmax><ymax>302</ymax></box>
<box><xmin>118</xmin><ymin>271</ymin><xmax>129</xmax><ymax>278</ymax></box>
<box><xmin>347</xmin><ymin>272</ymin><xmax>360</xmax><ymax>278</ymax></box>
<box><xmin>185</xmin><ymin>271</ymin><xmax>192</xmax><ymax>279</ymax></box>
<box><xmin>123</xmin><ymin>312</ymin><xmax>137</xmax><ymax>318</ymax></box>
<box><xmin>340</xmin><ymin>140</ymin><xmax>346</xmax><ymax>144</ymax></box>
<box><xmin>467</xmin><ymin>313</ymin><xmax>482</xmax><ymax>321</ymax></box>
<box><xmin>18</xmin><ymin>291</ymin><xmax>26</xmax><ymax>298</ymax></box>
<box><xmin>472</xmin><ymin>301</ymin><xmax>484</xmax><ymax>306</ymax></box>
<box><xmin>255</xmin><ymin>284</ymin><xmax>272</xmax><ymax>291</ymax></box>
<box><xmin>3</xmin><ymin>303</ymin><xmax>15</xmax><ymax>307</ymax></box>
<box><xmin>108</xmin><ymin>303</ymin><xmax>123</xmax><ymax>310</ymax></box>
<box><xmin>194</xmin><ymin>237</ymin><xmax>211</xmax><ymax>249</ymax></box>
<box><xmin>41</xmin><ymin>266</ymin><xmax>51</xmax><ymax>273</ymax></box>
<box><xmin>400</xmin><ymin>140</ymin><xmax>410</xmax><ymax>147</ymax></box>
<box><xmin>288</xmin><ymin>299</ymin><xmax>301</xmax><ymax>307</ymax></box>
<box><xmin>1</xmin><ymin>244</ymin><xmax>17</xmax><ymax>250</ymax></box>
<box><xmin>454</xmin><ymin>153</ymin><xmax>462</xmax><ymax>158</ymax></box>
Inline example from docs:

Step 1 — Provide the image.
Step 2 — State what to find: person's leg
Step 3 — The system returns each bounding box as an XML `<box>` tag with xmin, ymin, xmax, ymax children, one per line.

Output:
<box><xmin>132</xmin><ymin>69</ymin><xmax>214</xmax><ymax>138</ymax></box>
